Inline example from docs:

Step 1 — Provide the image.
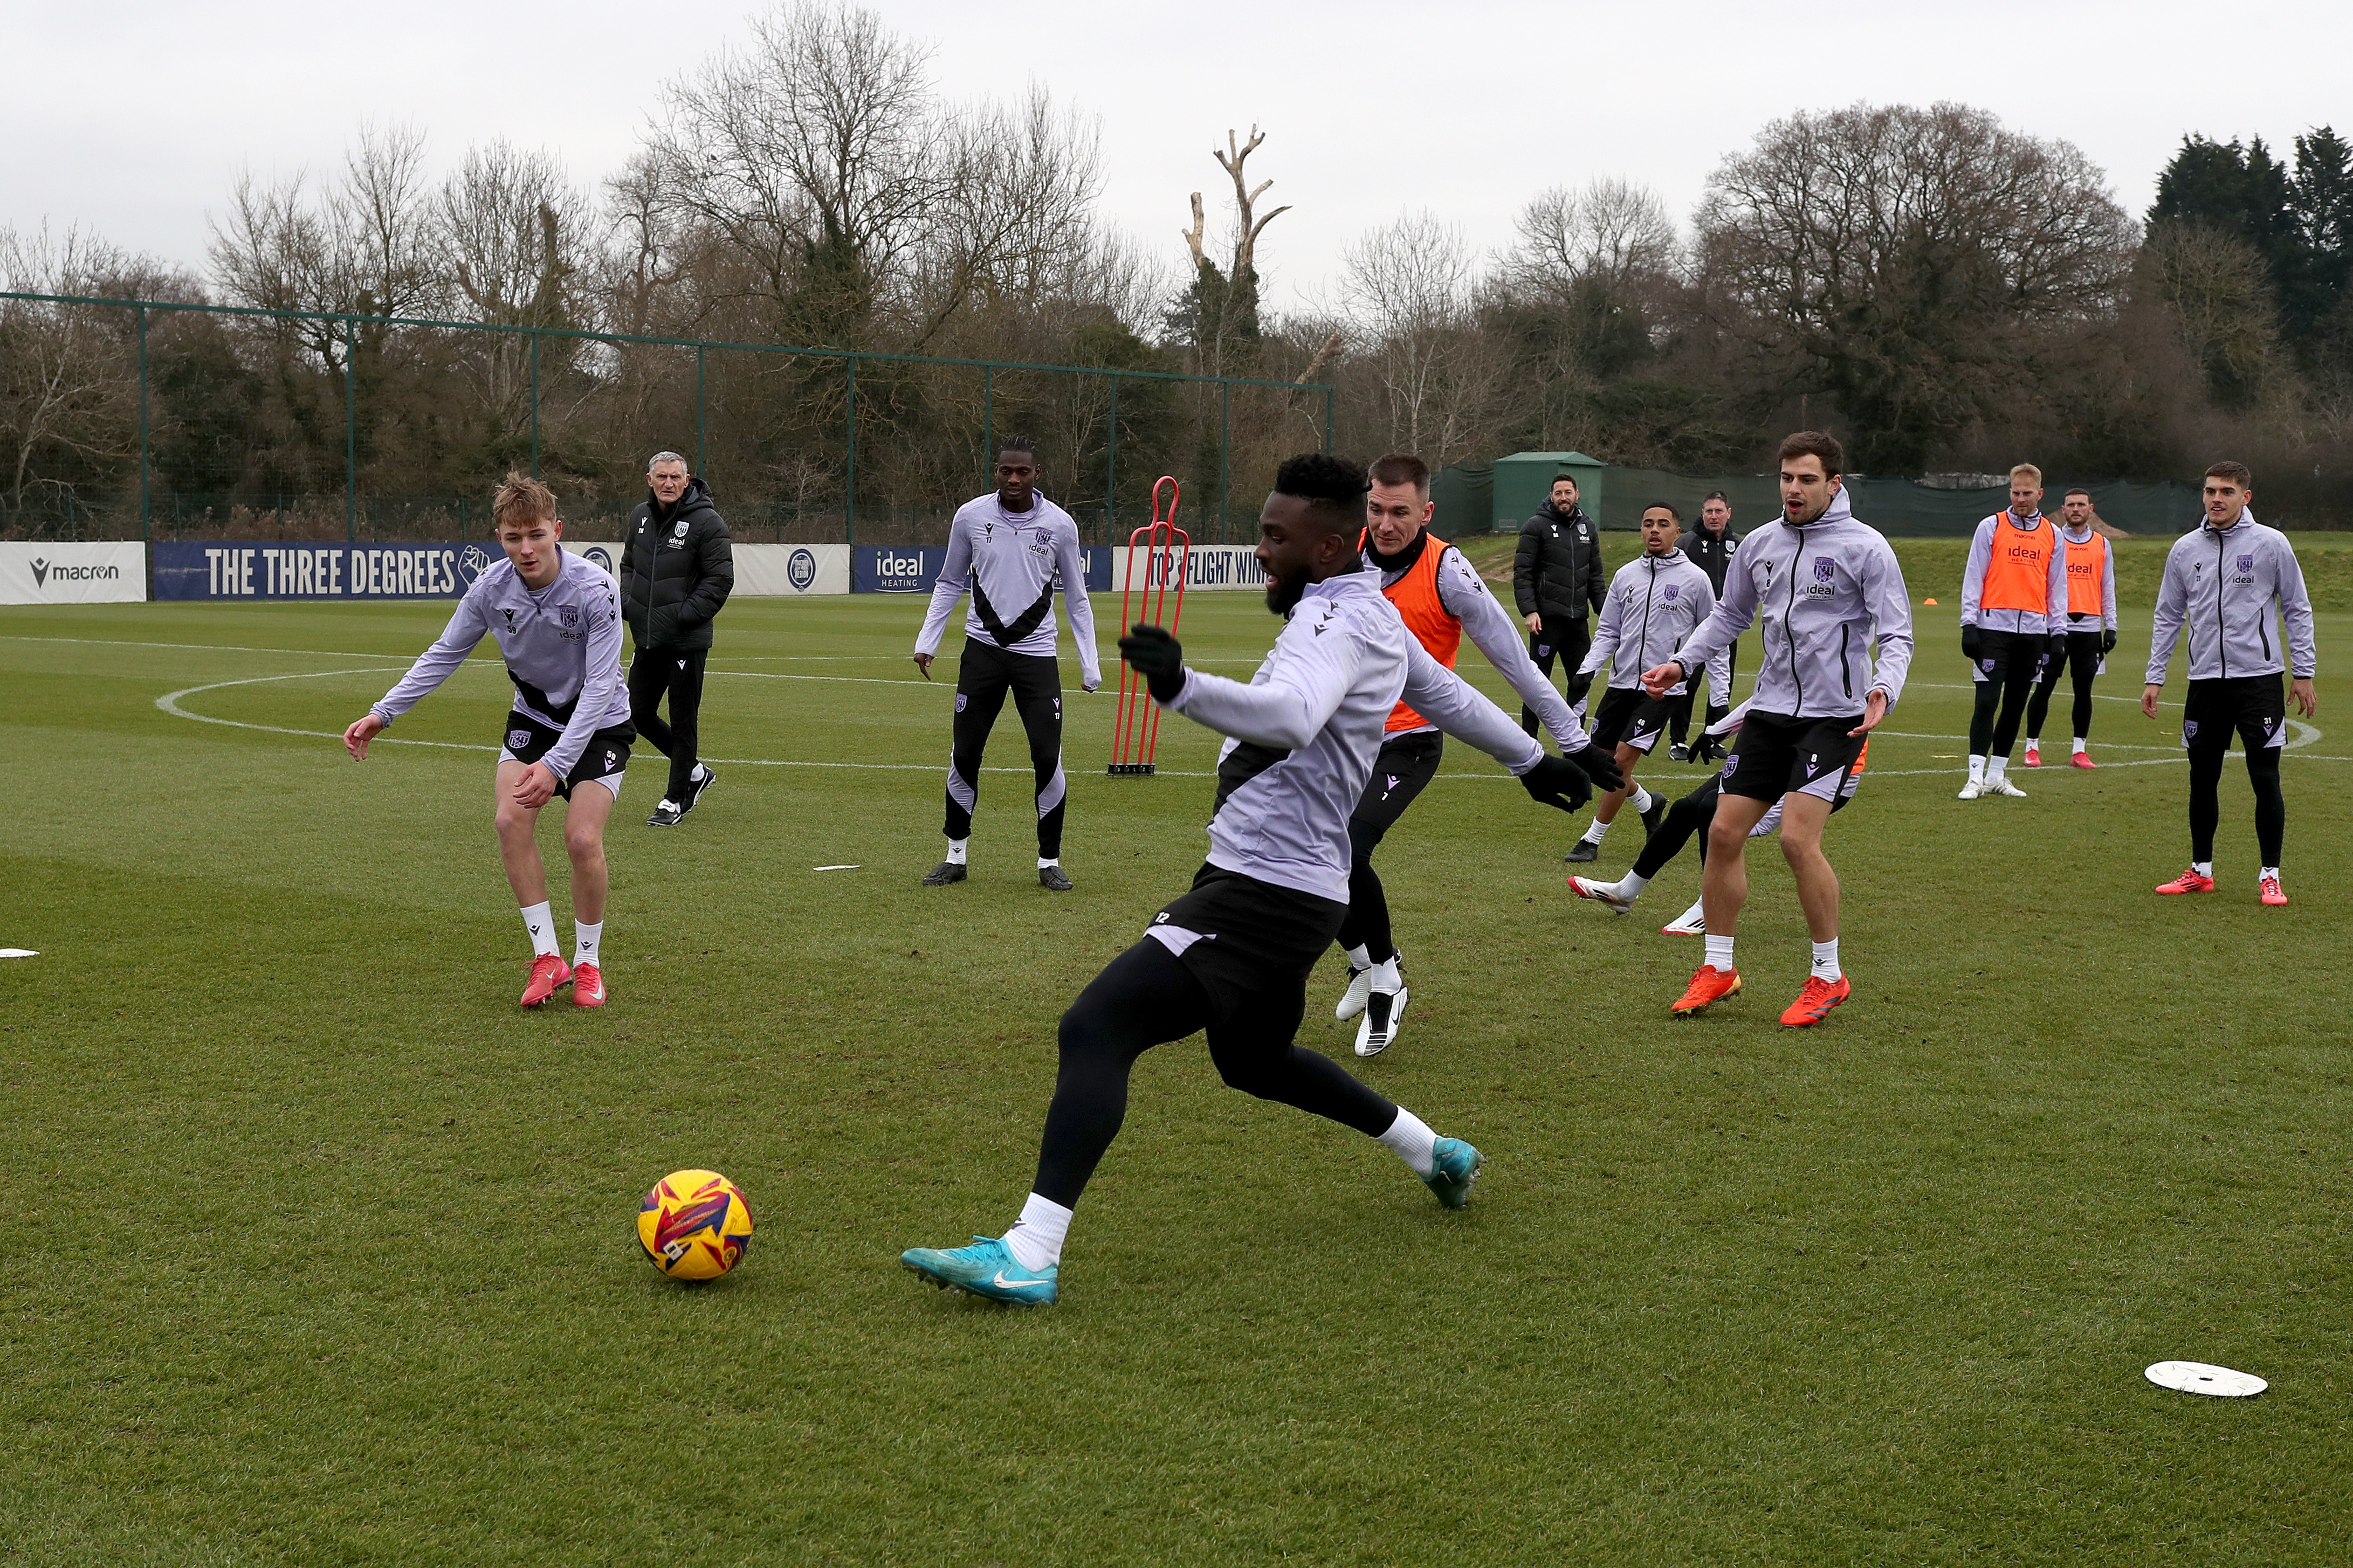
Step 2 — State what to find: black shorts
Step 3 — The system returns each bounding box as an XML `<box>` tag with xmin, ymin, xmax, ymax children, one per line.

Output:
<box><xmin>1718</xmin><ymin>709</ymin><xmax>1866</xmax><ymax>804</ymax></box>
<box><xmin>499</xmin><ymin>711</ymin><xmax>636</xmax><ymax>800</ymax></box>
<box><xmin>1349</xmin><ymin>731</ymin><xmax>1445</xmax><ymax>838</ymax></box>
<box><xmin>1591</xmin><ymin>686</ymin><xmax>1676</xmax><ymax>755</ymax></box>
<box><xmin>1146</xmin><ymin>865</ymin><xmax>1347</xmax><ymax>1028</ymax></box>
<box><xmin>2182</xmin><ymin>675</ymin><xmax>2287</xmax><ymax>755</ymax></box>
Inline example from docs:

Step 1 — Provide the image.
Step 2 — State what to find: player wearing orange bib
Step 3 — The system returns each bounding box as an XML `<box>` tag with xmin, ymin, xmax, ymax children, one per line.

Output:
<box><xmin>1957</xmin><ymin>464</ymin><xmax>2067</xmax><ymax>798</ymax></box>
<box><xmin>2023</xmin><ymin>486</ymin><xmax>2118</xmax><ymax>767</ymax></box>
<box><xmin>1331</xmin><ymin>453</ymin><xmax>1621</xmax><ymax>1057</ymax></box>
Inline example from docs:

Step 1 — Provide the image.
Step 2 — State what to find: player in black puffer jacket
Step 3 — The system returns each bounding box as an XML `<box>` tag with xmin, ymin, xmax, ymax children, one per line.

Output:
<box><xmin>619</xmin><ymin>453</ymin><xmax>735</xmax><ymax>825</ymax></box>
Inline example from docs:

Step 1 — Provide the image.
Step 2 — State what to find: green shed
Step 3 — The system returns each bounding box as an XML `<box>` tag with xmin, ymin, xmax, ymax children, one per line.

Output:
<box><xmin>1491</xmin><ymin>451</ymin><xmax>1608</xmax><ymax>533</ymax></box>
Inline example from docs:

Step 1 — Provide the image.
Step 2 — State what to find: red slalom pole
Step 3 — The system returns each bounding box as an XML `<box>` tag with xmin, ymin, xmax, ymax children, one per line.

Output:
<box><xmin>1109</xmin><ymin>476</ymin><xmax>1190</xmax><ymax>775</ymax></box>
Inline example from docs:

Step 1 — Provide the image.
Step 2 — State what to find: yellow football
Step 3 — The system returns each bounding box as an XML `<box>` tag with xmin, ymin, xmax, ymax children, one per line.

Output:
<box><xmin>637</xmin><ymin>1169</ymin><xmax>753</xmax><ymax>1281</ymax></box>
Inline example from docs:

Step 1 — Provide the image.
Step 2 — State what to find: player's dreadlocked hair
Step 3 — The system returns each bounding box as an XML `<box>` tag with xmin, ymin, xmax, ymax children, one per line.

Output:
<box><xmin>997</xmin><ymin>434</ymin><xmax>1040</xmax><ymax>460</ymax></box>
<box><xmin>1274</xmin><ymin>452</ymin><xmax>1370</xmax><ymax>532</ymax></box>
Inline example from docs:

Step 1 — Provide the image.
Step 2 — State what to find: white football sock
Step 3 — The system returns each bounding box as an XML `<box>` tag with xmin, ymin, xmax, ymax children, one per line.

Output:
<box><xmin>2072</xmin><ymin>737</ymin><xmax>2088</xmax><ymax>754</ymax></box>
<box><xmin>574</xmin><ymin>920</ymin><xmax>603</xmax><ymax>968</ymax></box>
<box><xmin>1704</xmin><ymin>934</ymin><xmax>1735</xmax><ymax>973</ymax></box>
<box><xmin>520</xmin><ymin>901</ymin><xmax>558</xmax><ymax>958</ymax></box>
<box><xmin>1002</xmin><ymin>1191</ymin><xmax>1071</xmax><ymax>1271</ymax></box>
<box><xmin>1370</xmin><ymin>956</ymin><xmax>1402</xmax><ymax>993</ymax></box>
<box><xmin>2026</xmin><ymin>734</ymin><xmax>2041</xmax><ymax>749</ymax></box>
<box><xmin>945</xmin><ymin>838</ymin><xmax>968</xmax><ymax>866</ymax></box>
<box><xmin>1811</xmin><ymin>938</ymin><xmax>1841</xmax><ymax>982</ymax></box>
<box><xmin>1630</xmin><ymin>784</ymin><xmax>1654</xmax><ymax>814</ymax></box>
<box><xmin>2262</xmin><ymin>865</ymin><xmax>2280</xmax><ymax>881</ymax></box>
<box><xmin>1967</xmin><ymin>755</ymin><xmax>1987</xmax><ymax>784</ymax></box>
<box><xmin>1615</xmin><ymin>870</ymin><xmax>1651</xmax><ymax>899</ymax></box>
<box><xmin>1376</xmin><ymin>1107</ymin><xmax>1439</xmax><ymax>1177</ymax></box>
<box><xmin>690</xmin><ymin>762</ymin><xmax>708</xmax><ymax>782</ymax></box>
<box><xmin>1582</xmin><ymin>816</ymin><xmax>1612</xmax><ymax>845</ymax></box>
<box><xmin>1344</xmin><ymin>944</ymin><xmax>1372</xmax><ymax>970</ymax></box>
<box><xmin>1987</xmin><ymin>756</ymin><xmax>2008</xmax><ymax>783</ymax></box>
<box><xmin>2193</xmin><ymin>861</ymin><xmax>2213</xmax><ymax>878</ymax></box>
<box><xmin>1037</xmin><ymin>857</ymin><xmax>1059</xmax><ymax>869</ymax></box>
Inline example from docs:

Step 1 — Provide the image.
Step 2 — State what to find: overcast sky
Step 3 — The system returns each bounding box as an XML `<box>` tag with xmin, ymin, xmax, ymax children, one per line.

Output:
<box><xmin>5</xmin><ymin>0</ymin><xmax>2348</xmax><ymax>310</ymax></box>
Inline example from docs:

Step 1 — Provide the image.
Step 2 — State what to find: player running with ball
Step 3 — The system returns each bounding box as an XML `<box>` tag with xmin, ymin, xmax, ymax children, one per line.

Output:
<box><xmin>899</xmin><ymin>455</ymin><xmax>1610</xmax><ymax>1305</ymax></box>
<box><xmin>343</xmin><ymin>474</ymin><xmax>634</xmax><ymax>1008</ymax></box>
<box><xmin>1638</xmin><ymin>432</ymin><xmax>1912</xmax><ymax>1027</ymax></box>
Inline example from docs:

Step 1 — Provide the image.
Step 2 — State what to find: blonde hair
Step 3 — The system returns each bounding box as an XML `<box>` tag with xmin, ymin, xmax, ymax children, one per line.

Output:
<box><xmin>492</xmin><ymin>472</ymin><xmax>558</xmax><ymax>530</ymax></box>
<box><xmin>2009</xmin><ymin>463</ymin><xmax>2043</xmax><ymax>486</ymax></box>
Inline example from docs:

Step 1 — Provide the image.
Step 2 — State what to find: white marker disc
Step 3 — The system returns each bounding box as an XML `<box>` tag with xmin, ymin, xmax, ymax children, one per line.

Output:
<box><xmin>2145</xmin><ymin>1360</ymin><xmax>2266</xmax><ymax>1397</ymax></box>
<box><xmin>0</xmin><ymin>949</ymin><xmax>37</xmax><ymax>959</ymax></box>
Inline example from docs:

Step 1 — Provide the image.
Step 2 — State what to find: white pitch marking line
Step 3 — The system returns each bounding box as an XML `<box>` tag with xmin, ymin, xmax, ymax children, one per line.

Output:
<box><xmin>811</xmin><ymin>865</ymin><xmax>862</xmax><ymax>871</ymax></box>
<box><xmin>0</xmin><ymin>949</ymin><xmax>38</xmax><ymax>959</ymax></box>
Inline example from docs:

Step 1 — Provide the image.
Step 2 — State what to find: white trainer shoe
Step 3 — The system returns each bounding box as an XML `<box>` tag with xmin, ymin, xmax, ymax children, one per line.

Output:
<box><xmin>1956</xmin><ymin>778</ymin><xmax>1985</xmax><ymax>800</ymax></box>
<box><xmin>1354</xmin><ymin>985</ymin><xmax>1409</xmax><ymax>1057</ymax></box>
<box><xmin>1334</xmin><ymin>965</ymin><xmax>1372</xmax><ymax>1021</ymax></box>
<box><xmin>1661</xmin><ymin>899</ymin><xmax>1706</xmax><ymax>935</ymax></box>
<box><xmin>1989</xmin><ymin>777</ymin><xmax>2028</xmax><ymax>798</ymax></box>
<box><xmin>1568</xmin><ymin>875</ymin><xmax>1634</xmax><ymax>915</ymax></box>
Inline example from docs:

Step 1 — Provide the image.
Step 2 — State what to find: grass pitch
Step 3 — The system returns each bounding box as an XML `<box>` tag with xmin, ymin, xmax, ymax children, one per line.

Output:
<box><xmin>3</xmin><ymin>557</ymin><xmax>2350</xmax><ymax>1565</ymax></box>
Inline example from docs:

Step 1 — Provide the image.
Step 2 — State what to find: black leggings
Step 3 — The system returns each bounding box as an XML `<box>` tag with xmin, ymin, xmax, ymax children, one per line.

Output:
<box><xmin>2189</xmin><ymin>745</ymin><xmax>2285</xmax><ymax>866</ymax></box>
<box><xmin>1633</xmin><ymin>779</ymin><xmax>1720</xmax><ymax>879</ymax></box>
<box><xmin>1520</xmin><ymin>616</ymin><xmax>1593</xmax><ymax>734</ymax></box>
<box><xmin>627</xmin><ymin>645</ymin><xmax>707</xmax><ymax>804</ymax></box>
<box><xmin>944</xmin><ymin>639</ymin><xmax>1066</xmax><ymax>856</ymax></box>
<box><xmin>2025</xmin><ymin>632</ymin><xmax>2103</xmax><ymax>743</ymax></box>
<box><xmin>1030</xmin><ymin>942</ymin><xmax>1398</xmax><ymax>1208</ymax></box>
<box><xmin>1968</xmin><ymin>633</ymin><xmax>2044</xmax><ymax>759</ymax></box>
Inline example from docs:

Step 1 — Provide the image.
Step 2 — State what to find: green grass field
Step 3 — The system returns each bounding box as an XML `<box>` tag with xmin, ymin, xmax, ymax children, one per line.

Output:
<box><xmin>4</xmin><ymin>565</ymin><xmax>2349</xmax><ymax>1565</ymax></box>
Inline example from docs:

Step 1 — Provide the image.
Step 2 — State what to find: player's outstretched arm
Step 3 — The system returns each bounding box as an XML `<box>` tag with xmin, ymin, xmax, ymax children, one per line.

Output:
<box><xmin>1398</xmin><ymin>639</ymin><xmax>1621</xmax><ymax>801</ymax></box>
<box><xmin>1439</xmin><ymin>547</ymin><xmax>1595</xmax><ymax>753</ymax></box>
<box><xmin>362</xmin><ymin>588</ymin><xmax>493</xmax><ymax>745</ymax></box>
<box><xmin>1125</xmin><ymin>622</ymin><xmax>1352</xmax><ymax>750</ymax></box>
<box><xmin>1647</xmin><ymin>556</ymin><xmax>1756</xmax><ymax>699</ymax></box>
<box><xmin>1859</xmin><ymin>533</ymin><xmax>1915</xmax><ymax>710</ymax></box>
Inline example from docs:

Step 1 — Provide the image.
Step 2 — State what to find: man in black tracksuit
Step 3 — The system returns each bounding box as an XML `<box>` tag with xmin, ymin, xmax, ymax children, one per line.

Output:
<box><xmin>620</xmin><ymin>452</ymin><xmax>735</xmax><ymax>826</ymax></box>
<box><xmin>1669</xmin><ymin>491</ymin><xmax>1742</xmax><ymax>758</ymax></box>
<box><xmin>1512</xmin><ymin>473</ymin><xmax>1608</xmax><ymax>734</ymax></box>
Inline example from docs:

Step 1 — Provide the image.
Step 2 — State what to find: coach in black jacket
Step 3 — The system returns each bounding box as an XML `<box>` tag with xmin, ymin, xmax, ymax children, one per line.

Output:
<box><xmin>1668</xmin><ymin>491</ymin><xmax>1742</xmax><ymax>754</ymax></box>
<box><xmin>621</xmin><ymin>452</ymin><xmax>735</xmax><ymax>826</ymax></box>
<box><xmin>1511</xmin><ymin>473</ymin><xmax>1607</xmax><ymax>733</ymax></box>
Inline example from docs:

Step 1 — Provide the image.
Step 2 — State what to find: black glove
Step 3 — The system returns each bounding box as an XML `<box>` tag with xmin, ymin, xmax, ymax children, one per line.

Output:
<box><xmin>1569</xmin><ymin>741</ymin><xmax>1623</xmax><ymax>793</ymax></box>
<box><xmin>1518</xmin><ymin>754</ymin><xmax>1592</xmax><ymax>814</ymax></box>
<box><xmin>2046</xmin><ymin>631</ymin><xmax>2068</xmax><ymax>659</ymax></box>
<box><xmin>1565</xmin><ymin>670</ymin><xmax>1595</xmax><ymax>704</ymax></box>
<box><xmin>2100</xmin><ymin>628</ymin><xmax>2117</xmax><ymax>656</ymax></box>
<box><xmin>1691</xmin><ymin>733</ymin><xmax>1725</xmax><ymax>766</ymax></box>
<box><xmin>1960</xmin><ymin>625</ymin><xmax>1984</xmax><ymax>662</ymax></box>
<box><xmin>1118</xmin><ymin>624</ymin><xmax>1186</xmax><ymax>703</ymax></box>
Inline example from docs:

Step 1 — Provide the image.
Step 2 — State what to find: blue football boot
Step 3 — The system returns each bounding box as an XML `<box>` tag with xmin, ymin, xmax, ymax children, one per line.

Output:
<box><xmin>1423</xmin><ymin>1137</ymin><xmax>1483</xmax><ymax>1210</ymax></box>
<box><xmin>900</xmin><ymin>1235</ymin><xmax>1058</xmax><ymax>1306</ymax></box>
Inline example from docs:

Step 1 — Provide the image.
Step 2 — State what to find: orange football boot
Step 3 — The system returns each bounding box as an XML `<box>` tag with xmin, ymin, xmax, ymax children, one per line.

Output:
<box><xmin>521</xmin><ymin>952</ymin><xmax>573</xmax><ymax>1007</ymax></box>
<box><xmin>1670</xmin><ymin>965</ymin><xmax>1742</xmax><ymax>1017</ymax></box>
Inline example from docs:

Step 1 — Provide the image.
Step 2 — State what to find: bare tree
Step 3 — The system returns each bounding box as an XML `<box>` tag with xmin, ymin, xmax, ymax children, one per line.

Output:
<box><xmin>645</xmin><ymin>0</ymin><xmax>951</xmax><ymax>341</ymax></box>
<box><xmin>2137</xmin><ymin>220</ymin><xmax>2287</xmax><ymax>413</ymax></box>
<box><xmin>1176</xmin><ymin>126</ymin><xmax>1290</xmax><ymax>372</ymax></box>
<box><xmin>1341</xmin><ymin>211</ymin><xmax>1509</xmax><ymax>464</ymax></box>
<box><xmin>442</xmin><ymin>141</ymin><xmax>590</xmax><ymax>328</ymax></box>
<box><xmin>207</xmin><ymin>122</ymin><xmax>440</xmax><ymax>368</ymax></box>
<box><xmin>0</xmin><ymin>226</ymin><xmax>143</xmax><ymax>526</ymax></box>
<box><xmin>1502</xmin><ymin>178</ymin><xmax>1678</xmax><ymax>297</ymax></box>
<box><xmin>1695</xmin><ymin>101</ymin><xmax>2136</xmax><ymax>472</ymax></box>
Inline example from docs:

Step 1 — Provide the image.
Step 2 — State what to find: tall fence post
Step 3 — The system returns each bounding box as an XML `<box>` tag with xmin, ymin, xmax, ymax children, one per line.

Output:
<box><xmin>1219</xmin><ymin>380</ymin><xmax>1231</xmax><ymax>545</ymax></box>
<box><xmin>981</xmin><ymin>363</ymin><xmax>993</xmax><ymax>489</ymax></box>
<box><xmin>345</xmin><ymin>316</ymin><xmax>357</xmax><ymax>544</ymax></box>
<box><xmin>695</xmin><ymin>344</ymin><xmax>707</xmax><ymax>476</ymax></box>
<box><xmin>1105</xmin><ymin>373</ymin><xmax>1119</xmax><ymax>544</ymax></box>
<box><xmin>137</xmin><ymin>305</ymin><xmax>150</xmax><ymax>543</ymax></box>
<box><xmin>844</xmin><ymin>356</ymin><xmax>857</xmax><ymax>547</ymax></box>
<box><xmin>529</xmin><ymin>331</ymin><xmax>542</xmax><ymax>478</ymax></box>
<box><xmin>1324</xmin><ymin>385</ymin><xmax>1335</xmax><ymax>454</ymax></box>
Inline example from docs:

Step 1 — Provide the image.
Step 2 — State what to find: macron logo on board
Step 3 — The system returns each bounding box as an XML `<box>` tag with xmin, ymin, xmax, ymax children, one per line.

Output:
<box><xmin>29</xmin><ymin>558</ymin><xmax>119</xmax><ymax>588</ymax></box>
